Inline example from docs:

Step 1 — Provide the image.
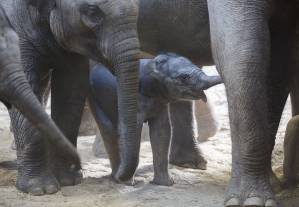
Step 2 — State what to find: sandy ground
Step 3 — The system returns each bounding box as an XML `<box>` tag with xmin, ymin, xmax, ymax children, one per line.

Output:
<box><xmin>0</xmin><ymin>67</ymin><xmax>298</xmax><ymax>207</ymax></box>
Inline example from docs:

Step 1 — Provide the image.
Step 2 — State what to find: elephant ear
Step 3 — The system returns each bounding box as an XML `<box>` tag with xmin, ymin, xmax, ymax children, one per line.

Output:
<box><xmin>80</xmin><ymin>4</ymin><xmax>105</xmax><ymax>29</ymax></box>
<box><xmin>145</xmin><ymin>60</ymin><xmax>163</xmax><ymax>81</ymax></box>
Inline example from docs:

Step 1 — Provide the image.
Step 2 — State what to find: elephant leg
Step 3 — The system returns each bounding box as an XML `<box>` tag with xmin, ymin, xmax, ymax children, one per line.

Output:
<box><xmin>148</xmin><ymin>105</ymin><xmax>173</xmax><ymax>186</ymax></box>
<box><xmin>169</xmin><ymin>101</ymin><xmax>207</xmax><ymax>170</ymax></box>
<box><xmin>9</xmin><ymin>41</ymin><xmax>56</xmax><ymax>195</ymax></box>
<box><xmin>283</xmin><ymin>18</ymin><xmax>299</xmax><ymax>187</ymax></box>
<box><xmin>208</xmin><ymin>1</ymin><xmax>277</xmax><ymax>206</ymax></box>
<box><xmin>285</xmin><ymin>93</ymin><xmax>299</xmax><ymax>187</ymax></box>
<box><xmin>88</xmin><ymin>97</ymin><xmax>120</xmax><ymax>177</ymax></box>
<box><xmin>283</xmin><ymin>115</ymin><xmax>299</xmax><ymax>187</ymax></box>
<box><xmin>50</xmin><ymin>54</ymin><xmax>89</xmax><ymax>186</ymax></box>
<box><xmin>267</xmin><ymin>13</ymin><xmax>295</xmax><ymax>191</ymax></box>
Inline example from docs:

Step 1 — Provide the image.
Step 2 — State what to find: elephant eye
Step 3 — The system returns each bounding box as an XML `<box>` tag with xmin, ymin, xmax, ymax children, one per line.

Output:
<box><xmin>178</xmin><ymin>74</ymin><xmax>190</xmax><ymax>82</ymax></box>
<box><xmin>156</xmin><ymin>58</ymin><xmax>167</xmax><ymax>66</ymax></box>
<box><xmin>80</xmin><ymin>4</ymin><xmax>105</xmax><ymax>28</ymax></box>
<box><xmin>86</xmin><ymin>5</ymin><xmax>100</xmax><ymax>17</ymax></box>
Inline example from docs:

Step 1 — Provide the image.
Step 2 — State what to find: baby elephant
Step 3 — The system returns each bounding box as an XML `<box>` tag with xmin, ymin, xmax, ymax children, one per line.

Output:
<box><xmin>89</xmin><ymin>53</ymin><xmax>222</xmax><ymax>186</ymax></box>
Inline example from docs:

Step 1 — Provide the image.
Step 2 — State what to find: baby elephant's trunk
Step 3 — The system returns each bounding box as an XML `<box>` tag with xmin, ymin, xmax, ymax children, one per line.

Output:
<box><xmin>197</xmin><ymin>72</ymin><xmax>222</xmax><ymax>90</ymax></box>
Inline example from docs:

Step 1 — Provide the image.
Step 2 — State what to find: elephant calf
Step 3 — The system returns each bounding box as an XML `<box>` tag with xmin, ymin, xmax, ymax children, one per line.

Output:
<box><xmin>89</xmin><ymin>53</ymin><xmax>222</xmax><ymax>186</ymax></box>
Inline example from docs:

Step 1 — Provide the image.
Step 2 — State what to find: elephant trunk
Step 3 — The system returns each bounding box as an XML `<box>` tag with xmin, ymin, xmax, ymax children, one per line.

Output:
<box><xmin>0</xmin><ymin>61</ymin><xmax>81</xmax><ymax>169</ymax></box>
<box><xmin>195</xmin><ymin>70</ymin><xmax>222</xmax><ymax>90</ymax></box>
<box><xmin>109</xmin><ymin>22</ymin><xmax>141</xmax><ymax>182</ymax></box>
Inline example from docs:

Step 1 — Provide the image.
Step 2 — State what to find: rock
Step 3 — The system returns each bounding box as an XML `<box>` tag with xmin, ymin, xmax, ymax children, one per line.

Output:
<box><xmin>78</xmin><ymin>104</ymin><xmax>97</xmax><ymax>136</ymax></box>
<box><xmin>92</xmin><ymin>129</ymin><xmax>106</xmax><ymax>157</ymax></box>
<box><xmin>194</xmin><ymin>99</ymin><xmax>219</xmax><ymax>142</ymax></box>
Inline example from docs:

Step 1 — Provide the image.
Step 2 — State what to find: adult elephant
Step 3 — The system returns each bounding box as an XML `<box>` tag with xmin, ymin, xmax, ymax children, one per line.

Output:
<box><xmin>208</xmin><ymin>1</ymin><xmax>297</xmax><ymax>206</ymax></box>
<box><xmin>1</xmin><ymin>0</ymin><xmax>140</xmax><ymax>195</ymax></box>
<box><xmin>108</xmin><ymin>0</ymin><xmax>293</xmax><ymax>206</ymax></box>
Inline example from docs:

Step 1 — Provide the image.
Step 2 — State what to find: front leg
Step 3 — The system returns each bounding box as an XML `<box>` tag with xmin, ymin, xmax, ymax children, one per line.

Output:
<box><xmin>148</xmin><ymin>105</ymin><xmax>173</xmax><ymax>186</ymax></box>
<box><xmin>283</xmin><ymin>17</ymin><xmax>299</xmax><ymax>188</ymax></box>
<box><xmin>51</xmin><ymin>53</ymin><xmax>89</xmax><ymax>186</ymax></box>
<box><xmin>169</xmin><ymin>101</ymin><xmax>207</xmax><ymax>170</ymax></box>
<box><xmin>208</xmin><ymin>1</ymin><xmax>275</xmax><ymax>206</ymax></box>
<box><xmin>88</xmin><ymin>97</ymin><xmax>120</xmax><ymax>176</ymax></box>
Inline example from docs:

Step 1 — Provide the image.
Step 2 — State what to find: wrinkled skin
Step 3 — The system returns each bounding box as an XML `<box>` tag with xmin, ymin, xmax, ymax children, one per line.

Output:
<box><xmin>89</xmin><ymin>53</ymin><xmax>222</xmax><ymax>186</ymax></box>
<box><xmin>0</xmin><ymin>6</ymin><xmax>80</xmax><ymax>172</ymax></box>
<box><xmin>208</xmin><ymin>1</ymin><xmax>298</xmax><ymax>206</ymax></box>
<box><xmin>133</xmin><ymin>0</ymin><xmax>298</xmax><ymax>206</ymax></box>
<box><xmin>1</xmin><ymin>0</ymin><xmax>140</xmax><ymax>195</ymax></box>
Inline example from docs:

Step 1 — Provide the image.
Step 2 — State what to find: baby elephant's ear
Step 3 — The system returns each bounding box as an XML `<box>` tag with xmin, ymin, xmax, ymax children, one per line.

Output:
<box><xmin>146</xmin><ymin>60</ymin><xmax>162</xmax><ymax>80</ymax></box>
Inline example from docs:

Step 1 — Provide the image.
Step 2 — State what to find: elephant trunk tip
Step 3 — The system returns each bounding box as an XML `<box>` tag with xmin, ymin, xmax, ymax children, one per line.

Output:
<box><xmin>114</xmin><ymin>156</ymin><xmax>139</xmax><ymax>182</ymax></box>
<box><xmin>202</xmin><ymin>75</ymin><xmax>223</xmax><ymax>90</ymax></box>
<box><xmin>37</xmin><ymin>122</ymin><xmax>82</xmax><ymax>170</ymax></box>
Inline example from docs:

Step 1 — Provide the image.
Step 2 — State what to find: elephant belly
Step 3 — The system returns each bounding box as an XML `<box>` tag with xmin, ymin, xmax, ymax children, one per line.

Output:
<box><xmin>138</xmin><ymin>0</ymin><xmax>213</xmax><ymax>65</ymax></box>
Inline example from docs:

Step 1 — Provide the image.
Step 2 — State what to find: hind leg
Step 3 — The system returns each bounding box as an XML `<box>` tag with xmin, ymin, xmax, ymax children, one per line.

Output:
<box><xmin>169</xmin><ymin>101</ymin><xmax>207</xmax><ymax>169</ymax></box>
<box><xmin>283</xmin><ymin>23</ymin><xmax>299</xmax><ymax>186</ymax></box>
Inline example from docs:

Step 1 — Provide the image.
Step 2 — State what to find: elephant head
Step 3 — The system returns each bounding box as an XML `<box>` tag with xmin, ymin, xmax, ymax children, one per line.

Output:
<box><xmin>141</xmin><ymin>53</ymin><xmax>222</xmax><ymax>101</ymax></box>
<box><xmin>47</xmin><ymin>0</ymin><xmax>141</xmax><ymax>181</ymax></box>
<box><xmin>0</xmin><ymin>10</ymin><xmax>80</xmax><ymax>169</ymax></box>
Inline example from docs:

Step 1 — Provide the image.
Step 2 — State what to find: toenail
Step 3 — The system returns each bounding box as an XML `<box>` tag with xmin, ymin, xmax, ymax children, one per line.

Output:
<box><xmin>45</xmin><ymin>185</ymin><xmax>59</xmax><ymax>194</ymax></box>
<box><xmin>225</xmin><ymin>197</ymin><xmax>240</xmax><ymax>207</ymax></box>
<box><xmin>29</xmin><ymin>187</ymin><xmax>44</xmax><ymax>196</ymax></box>
<box><xmin>243</xmin><ymin>196</ymin><xmax>264</xmax><ymax>207</ymax></box>
<box><xmin>265</xmin><ymin>199</ymin><xmax>278</xmax><ymax>207</ymax></box>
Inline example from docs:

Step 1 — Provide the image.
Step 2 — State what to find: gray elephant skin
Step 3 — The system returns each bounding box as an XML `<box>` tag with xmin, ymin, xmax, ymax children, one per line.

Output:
<box><xmin>124</xmin><ymin>1</ymin><xmax>295</xmax><ymax>206</ymax></box>
<box><xmin>89</xmin><ymin>53</ymin><xmax>222</xmax><ymax>186</ymax></box>
<box><xmin>0</xmin><ymin>5</ymin><xmax>80</xmax><ymax>178</ymax></box>
<box><xmin>1</xmin><ymin>0</ymin><xmax>140</xmax><ymax>195</ymax></box>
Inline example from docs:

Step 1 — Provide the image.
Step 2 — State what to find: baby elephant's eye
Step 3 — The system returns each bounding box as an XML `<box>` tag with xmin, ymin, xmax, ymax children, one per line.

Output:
<box><xmin>156</xmin><ymin>58</ymin><xmax>168</xmax><ymax>65</ymax></box>
<box><xmin>178</xmin><ymin>74</ymin><xmax>191</xmax><ymax>82</ymax></box>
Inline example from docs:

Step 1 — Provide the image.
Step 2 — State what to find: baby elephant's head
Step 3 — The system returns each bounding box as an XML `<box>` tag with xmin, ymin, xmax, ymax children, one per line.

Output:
<box><xmin>147</xmin><ymin>53</ymin><xmax>222</xmax><ymax>101</ymax></box>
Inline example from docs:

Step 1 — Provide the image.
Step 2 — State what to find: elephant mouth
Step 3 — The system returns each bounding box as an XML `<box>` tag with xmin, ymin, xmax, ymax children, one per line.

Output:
<box><xmin>180</xmin><ymin>90</ymin><xmax>207</xmax><ymax>102</ymax></box>
<box><xmin>195</xmin><ymin>91</ymin><xmax>207</xmax><ymax>102</ymax></box>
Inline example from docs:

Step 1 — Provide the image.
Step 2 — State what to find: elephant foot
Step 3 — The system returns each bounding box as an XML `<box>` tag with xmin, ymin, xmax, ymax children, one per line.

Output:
<box><xmin>151</xmin><ymin>174</ymin><xmax>174</xmax><ymax>186</ymax></box>
<box><xmin>54</xmin><ymin>165</ymin><xmax>83</xmax><ymax>186</ymax></box>
<box><xmin>225</xmin><ymin>174</ymin><xmax>277</xmax><ymax>207</ymax></box>
<box><xmin>112</xmin><ymin>174</ymin><xmax>135</xmax><ymax>186</ymax></box>
<box><xmin>170</xmin><ymin>145</ymin><xmax>207</xmax><ymax>170</ymax></box>
<box><xmin>16</xmin><ymin>170</ymin><xmax>60</xmax><ymax>196</ymax></box>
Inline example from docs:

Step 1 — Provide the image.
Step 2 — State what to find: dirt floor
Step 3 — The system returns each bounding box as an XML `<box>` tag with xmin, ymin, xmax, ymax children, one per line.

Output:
<box><xmin>0</xmin><ymin>67</ymin><xmax>298</xmax><ymax>207</ymax></box>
